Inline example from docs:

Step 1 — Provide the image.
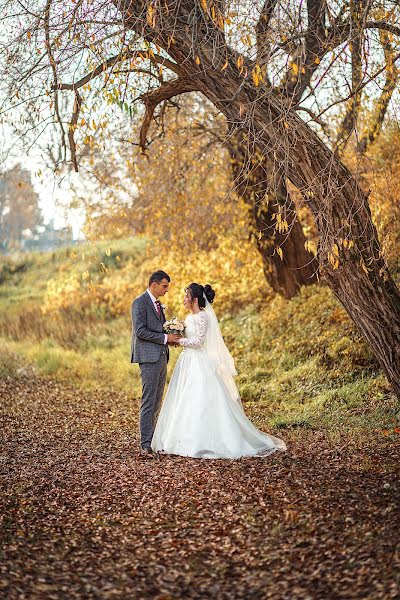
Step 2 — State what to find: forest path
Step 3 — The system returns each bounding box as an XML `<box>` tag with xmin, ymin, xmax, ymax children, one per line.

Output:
<box><xmin>1</xmin><ymin>376</ymin><xmax>399</xmax><ymax>599</ymax></box>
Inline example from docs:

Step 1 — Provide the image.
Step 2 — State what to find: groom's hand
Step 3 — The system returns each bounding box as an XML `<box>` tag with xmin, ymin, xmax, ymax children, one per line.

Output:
<box><xmin>167</xmin><ymin>334</ymin><xmax>181</xmax><ymax>344</ymax></box>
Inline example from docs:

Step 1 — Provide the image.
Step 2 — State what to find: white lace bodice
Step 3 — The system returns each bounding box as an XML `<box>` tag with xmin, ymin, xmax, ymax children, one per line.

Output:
<box><xmin>179</xmin><ymin>311</ymin><xmax>208</xmax><ymax>349</ymax></box>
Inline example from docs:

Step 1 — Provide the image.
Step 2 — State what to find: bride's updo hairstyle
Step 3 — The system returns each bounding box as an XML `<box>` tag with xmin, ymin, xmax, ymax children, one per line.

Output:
<box><xmin>187</xmin><ymin>283</ymin><xmax>216</xmax><ymax>308</ymax></box>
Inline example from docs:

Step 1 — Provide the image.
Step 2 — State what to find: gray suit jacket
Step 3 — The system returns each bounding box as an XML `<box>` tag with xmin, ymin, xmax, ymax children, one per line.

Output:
<box><xmin>130</xmin><ymin>291</ymin><xmax>168</xmax><ymax>364</ymax></box>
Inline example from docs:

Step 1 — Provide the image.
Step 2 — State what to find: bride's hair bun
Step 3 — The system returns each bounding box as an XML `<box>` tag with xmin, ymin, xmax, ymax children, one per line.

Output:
<box><xmin>204</xmin><ymin>284</ymin><xmax>215</xmax><ymax>304</ymax></box>
<box><xmin>187</xmin><ymin>283</ymin><xmax>216</xmax><ymax>308</ymax></box>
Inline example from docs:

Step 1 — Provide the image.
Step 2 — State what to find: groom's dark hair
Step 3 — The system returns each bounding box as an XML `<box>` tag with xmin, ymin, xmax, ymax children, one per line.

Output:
<box><xmin>149</xmin><ymin>270</ymin><xmax>170</xmax><ymax>286</ymax></box>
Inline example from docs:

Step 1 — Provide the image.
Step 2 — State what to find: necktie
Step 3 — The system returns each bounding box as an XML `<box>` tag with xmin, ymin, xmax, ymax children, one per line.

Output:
<box><xmin>155</xmin><ymin>300</ymin><xmax>161</xmax><ymax>315</ymax></box>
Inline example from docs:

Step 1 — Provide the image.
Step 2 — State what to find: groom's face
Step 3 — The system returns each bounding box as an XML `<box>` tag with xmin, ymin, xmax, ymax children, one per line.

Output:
<box><xmin>152</xmin><ymin>278</ymin><xmax>170</xmax><ymax>298</ymax></box>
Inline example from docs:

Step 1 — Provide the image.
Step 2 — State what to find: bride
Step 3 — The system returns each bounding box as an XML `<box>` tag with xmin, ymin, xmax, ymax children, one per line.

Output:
<box><xmin>151</xmin><ymin>283</ymin><xmax>286</xmax><ymax>459</ymax></box>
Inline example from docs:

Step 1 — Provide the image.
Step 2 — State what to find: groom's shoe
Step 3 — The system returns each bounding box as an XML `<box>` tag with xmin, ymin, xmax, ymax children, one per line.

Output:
<box><xmin>140</xmin><ymin>447</ymin><xmax>155</xmax><ymax>459</ymax></box>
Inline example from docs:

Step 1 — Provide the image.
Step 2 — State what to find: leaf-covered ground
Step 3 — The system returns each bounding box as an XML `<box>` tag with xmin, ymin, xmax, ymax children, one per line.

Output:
<box><xmin>1</xmin><ymin>374</ymin><xmax>399</xmax><ymax>600</ymax></box>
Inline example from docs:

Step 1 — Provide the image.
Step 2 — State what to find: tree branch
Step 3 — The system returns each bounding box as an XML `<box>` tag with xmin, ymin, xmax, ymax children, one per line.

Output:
<box><xmin>288</xmin><ymin>0</ymin><xmax>327</xmax><ymax>102</ymax></box>
<box><xmin>335</xmin><ymin>0</ymin><xmax>365</xmax><ymax>152</ymax></box>
<box><xmin>312</xmin><ymin>51</ymin><xmax>400</xmax><ymax>123</ymax></box>
<box><xmin>358</xmin><ymin>30</ymin><xmax>399</xmax><ymax>154</ymax></box>
<box><xmin>139</xmin><ymin>78</ymin><xmax>199</xmax><ymax>153</ymax></box>
<box><xmin>52</xmin><ymin>46</ymin><xmax>183</xmax><ymax>170</ymax></box>
<box><xmin>274</xmin><ymin>18</ymin><xmax>400</xmax><ymax>59</ymax></box>
<box><xmin>44</xmin><ymin>0</ymin><xmax>67</xmax><ymax>161</ymax></box>
<box><xmin>278</xmin><ymin>0</ymin><xmax>348</xmax><ymax>104</ymax></box>
<box><xmin>68</xmin><ymin>90</ymin><xmax>82</xmax><ymax>172</ymax></box>
<box><xmin>295</xmin><ymin>105</ymin><xmax>331</xmax><ymax>136</ymax></box>
<box><xmin>365</xmin><ymin>20</ymin><xmax>400</xmax><ymax>38</ymax></box>
<box><xmin>53</xmin><ymin>50</ymin><xmax>182</xmax><ymax>91</ymax></box>
<box><xmin>256</xmin><ymin>0</ymin><xmax>278</xmax><ymax>65</ymax></box>
<box><xmin>275</xmin><ymin>9</ymin><xmax>400</xmax><ymax>104</ymax></box>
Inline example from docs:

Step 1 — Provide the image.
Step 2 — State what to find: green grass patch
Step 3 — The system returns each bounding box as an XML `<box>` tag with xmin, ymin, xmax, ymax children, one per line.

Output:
<box><xmin>2</xmin><ymin>337</ymin><xmax>139</xmax><ymax>392</ymax></box>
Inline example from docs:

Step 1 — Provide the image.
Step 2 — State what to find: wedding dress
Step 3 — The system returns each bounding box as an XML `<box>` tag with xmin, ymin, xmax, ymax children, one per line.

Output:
<box><xmin>151</xmin><ymin>299</ymin><xmax>286</xmax><ymax>459</ymax></box>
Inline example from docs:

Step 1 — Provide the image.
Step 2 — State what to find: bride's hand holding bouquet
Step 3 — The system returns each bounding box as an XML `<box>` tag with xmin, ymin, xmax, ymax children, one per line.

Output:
<box><xmin>163</xmin><ymin>317</ymin><xmax>185</xmax><ymax>345</ymax></box>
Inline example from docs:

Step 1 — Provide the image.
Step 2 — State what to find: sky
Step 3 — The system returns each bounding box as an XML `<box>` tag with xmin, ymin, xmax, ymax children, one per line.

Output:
<box><xmin>36</xmin><ymin>176</ymin><xmax>86</xmax><ymax>240</ymax></box>
<box><xmin>1</xmin><ymin>123</ymin><xmax>86</xmax><ymax>240</ymax></box>
<box><xmin>17</xmin><ymin>157</ymin><xmax>85</xmax><ymax>240</ymax></box>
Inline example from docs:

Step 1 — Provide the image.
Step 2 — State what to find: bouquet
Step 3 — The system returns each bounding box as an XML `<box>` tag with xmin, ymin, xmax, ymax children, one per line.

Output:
<box><xmin>163</xmin><ymin>317</ymin><xmax>185</xmax><ymax>336</ymax></box>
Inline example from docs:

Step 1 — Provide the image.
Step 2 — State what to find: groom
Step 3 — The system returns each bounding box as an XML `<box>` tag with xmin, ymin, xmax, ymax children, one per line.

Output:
<box><xmin>131</xmin><ymin>270</ymin><xmax>181</xmax><ymax>456</ymax></box>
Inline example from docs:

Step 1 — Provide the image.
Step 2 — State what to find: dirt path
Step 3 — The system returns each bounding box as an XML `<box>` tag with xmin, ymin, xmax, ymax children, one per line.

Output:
<box><xmin>1</xmin><ymin>376</ymin><xmax>399</xmax><ymax>599</ymax></box>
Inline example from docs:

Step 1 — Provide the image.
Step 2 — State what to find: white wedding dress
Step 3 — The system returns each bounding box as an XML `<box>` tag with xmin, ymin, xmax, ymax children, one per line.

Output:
<box><xmin>151</xmin><ymin>301</ymin><xmax>286</xmax><ymax>459</ymax></box>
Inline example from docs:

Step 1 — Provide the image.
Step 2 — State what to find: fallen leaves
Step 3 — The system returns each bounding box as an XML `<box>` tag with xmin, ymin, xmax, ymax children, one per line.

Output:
<box><xmin>0</xmin><ymin>375</ymin><xmax>399</xmax><ymax>599</ymax></box>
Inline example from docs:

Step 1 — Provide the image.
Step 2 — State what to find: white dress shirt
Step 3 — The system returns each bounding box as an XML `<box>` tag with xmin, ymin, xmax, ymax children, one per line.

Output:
<box><xmin>147</xmin><ymin>289</ymin><xmax>168</xmax><ymax>345</ymax></box>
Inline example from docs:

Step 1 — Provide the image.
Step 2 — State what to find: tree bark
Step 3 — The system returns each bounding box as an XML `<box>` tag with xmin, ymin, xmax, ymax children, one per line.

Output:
<box><xmin>229</xmin><ymin>134</ymin><xmax>318</xmax><ymax>298</ymax></box>
<box><xmin>118</xmin><ymin>0</ymin><xmax>400</xmax><ymax>396</ymax></box>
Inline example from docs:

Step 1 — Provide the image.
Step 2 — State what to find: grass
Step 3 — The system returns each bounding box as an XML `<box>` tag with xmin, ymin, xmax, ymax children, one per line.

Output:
<box><xmin>1</xmin><ymin>337</ymin><xmax>140</xmax><ymax>393</ymax></box>
<box><xmin>0</xmin><ymin>236</ymin><xmax>399</xmax><ymax>436</ymax></box>
<box><xmin>0</xmin><ymin>348</ymin><xmax>28</xmax><ymax>379</ymax></box>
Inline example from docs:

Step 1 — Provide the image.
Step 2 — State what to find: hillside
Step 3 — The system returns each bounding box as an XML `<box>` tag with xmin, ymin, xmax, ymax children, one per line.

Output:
<box><xmin>0</xmin><ymin>238</ymin><xmax>398</xmax><ymax>434</ymax></box>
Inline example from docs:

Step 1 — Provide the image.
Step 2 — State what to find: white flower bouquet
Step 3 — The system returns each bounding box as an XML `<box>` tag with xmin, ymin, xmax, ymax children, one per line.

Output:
<box><xmin>163</xmin><ymin>317</ymin><xmax>185</xmax><ymax>336</ymax></box>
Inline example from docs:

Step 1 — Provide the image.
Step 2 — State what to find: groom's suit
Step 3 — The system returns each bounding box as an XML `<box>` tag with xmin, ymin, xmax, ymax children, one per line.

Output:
<box><xmin>131</xmin><ymin>290</ymin><xmax>169</xmax><ymax>449</ymax></box>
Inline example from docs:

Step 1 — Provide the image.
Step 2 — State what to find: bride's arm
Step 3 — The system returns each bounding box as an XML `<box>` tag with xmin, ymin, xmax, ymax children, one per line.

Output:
<box><xmin>179</xmin><ymin>312</ymin><xmax>208</xmax><ymax>348</ymax></box>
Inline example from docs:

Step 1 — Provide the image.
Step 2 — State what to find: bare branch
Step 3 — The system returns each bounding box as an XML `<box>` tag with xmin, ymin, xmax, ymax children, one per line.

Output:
<box><xmin>44</xmin><ymin>0</ymin><xmax>66</xmax><ymax>161</ymax></box>
<box><xmin>294</xmin><ymin>105</ymin><xmax>331</xmax><ymax>136</ymax></box>
<box><xmin>275</xmin><ymin>13</ymin><xmax>400</xmax><ymax>104</ymax></box>
<box><xmin>313</xmin><ymin>50</ymin><xmax>400</xmax><ymax>122</ymax></box>
<box><xmin>139</xmin><ymin>78</ymin><xmax>199</xmax><ymax>153</ymax></box>
<box><xmin>53</xmin><ymin>51</ymin><xmax>182</xmax><ymax>91</ymax></box>
<box><xmin>274</xmin><ymin>18</ymin><xmax>400</xmax><ymax>59</ymax></box>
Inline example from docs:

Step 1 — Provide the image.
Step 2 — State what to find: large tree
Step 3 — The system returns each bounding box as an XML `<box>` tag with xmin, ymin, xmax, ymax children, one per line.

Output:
<box><xmin>119</xmin><ymin>0</ymin><xmax>400</xmax><ymax>396</ymax></box>
<box><xmin>1</xmin><ymin>0</ymin><xmax>400</xmax><ymax>394</ymax></box>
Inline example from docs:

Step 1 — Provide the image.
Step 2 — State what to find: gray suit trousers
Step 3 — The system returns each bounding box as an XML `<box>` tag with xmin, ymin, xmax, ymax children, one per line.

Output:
<box><xmin>139</xmin><ymin>352</ymin><xmax>168</xmax><ymax>448</ymax></box>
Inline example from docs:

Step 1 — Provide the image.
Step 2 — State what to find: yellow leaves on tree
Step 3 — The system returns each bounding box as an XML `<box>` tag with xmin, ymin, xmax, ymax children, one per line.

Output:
<box><xmin>146</xmin><ymin>3</ymin><xmax>156</xmax><ymax>28</ymax></box>
<box><xmin>252</xmin><ymin>64</ymin><xmax>265</xmax><ymax>87</ymax></box>
<box><xmin>76</xmin><ymin>99</ymin><xmax>267</xmax><ymax>314</ymax></box>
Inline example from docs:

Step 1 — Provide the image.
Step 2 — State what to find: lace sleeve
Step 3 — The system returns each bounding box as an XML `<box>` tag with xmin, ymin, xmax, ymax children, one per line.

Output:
<box><xmin>179</xmin><ymin>312</ymin><xmax>208</xmax><ymax>348</ymax></box>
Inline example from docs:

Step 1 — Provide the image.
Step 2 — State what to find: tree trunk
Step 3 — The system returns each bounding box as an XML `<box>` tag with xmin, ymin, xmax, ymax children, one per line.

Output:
<box><xmin>250</xmin><ymin>182</ymin><xmax>319</xmax><ymax>299</ymax></box>
<box><xmin>119</xmin><ymin>1</ymin><xmax>400</xmax><ymax>396</ymax></box>
<box><xmin>229</xmin><ymin>133</ymin><xmax>318</xmax><ymax>298</ymax></box>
